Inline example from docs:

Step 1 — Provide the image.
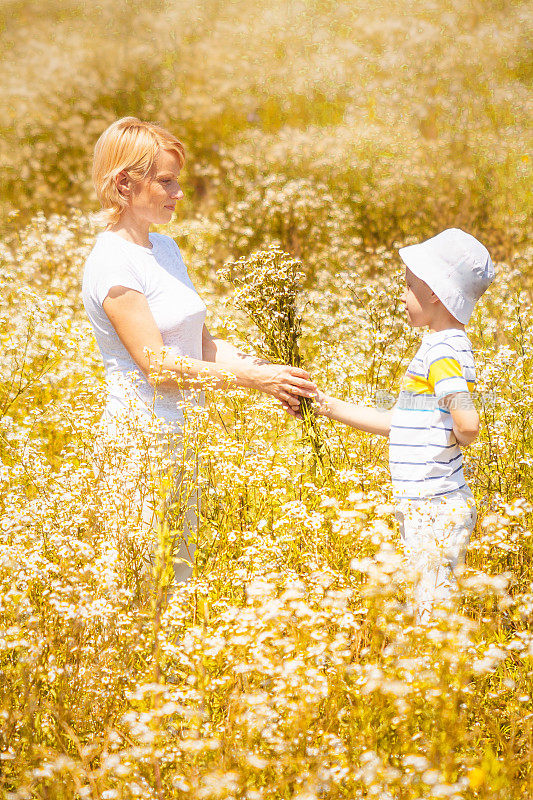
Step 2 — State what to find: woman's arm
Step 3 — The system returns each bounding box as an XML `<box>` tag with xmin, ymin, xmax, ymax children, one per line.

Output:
<box><xmin>315</xmin><ymin>391</ymin><xmax>393</xmax><ymax>437</ymax></box>
<box><xmin>103</xmin><ymin>288</ymin><xmax>316</xmax><ymax>412</ymax></box>
<box><xmin>202</xmin><ymin>325</ymin><xmax>306</xmax><ymax>418</ymax></box>
<box><xmin>202</xmin><ymin>325</ymin><xmax>263</xmax><ymax>365</ymax></box>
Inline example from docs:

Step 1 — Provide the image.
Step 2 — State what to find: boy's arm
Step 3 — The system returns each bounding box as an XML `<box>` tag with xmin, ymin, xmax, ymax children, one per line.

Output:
<box><xmin>427</xmin><ymin>347</ymin><xmax>479</xmax><ymax>446</ymax></box>
<box><xmin>315</xmin><ymin>392</ymin><xmax>392</xmax><ymax>437</ymax></box>
<box><xmin>440</xmin><ymin>392</ymin><xmax>480</xmax><ymax>446</ymax></box>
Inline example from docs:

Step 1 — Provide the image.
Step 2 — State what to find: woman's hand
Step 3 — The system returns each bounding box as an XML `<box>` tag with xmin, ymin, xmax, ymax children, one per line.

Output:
<box><xmin>250</xmin><ymin>363</ymin><xmax>317</xmax><ymax>413</ymax></box>
<box><xmin>203</xmin><ymin>330</ymin><xmax>317</xmax><ymax>414</ymax></box>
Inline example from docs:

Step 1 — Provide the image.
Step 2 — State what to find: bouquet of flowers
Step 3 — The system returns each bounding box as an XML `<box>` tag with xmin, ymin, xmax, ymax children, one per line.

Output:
<box><xmin>221</xmin><ymin>245</ymin><xmax>329</xmax><ymax>472</ymax></box>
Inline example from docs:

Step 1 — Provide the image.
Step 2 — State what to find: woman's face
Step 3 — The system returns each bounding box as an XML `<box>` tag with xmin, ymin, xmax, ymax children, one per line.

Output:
<box><xmin>120</xmin><ymin>149</ymin><xmax>184</xmax><ymax>227</ymax></box>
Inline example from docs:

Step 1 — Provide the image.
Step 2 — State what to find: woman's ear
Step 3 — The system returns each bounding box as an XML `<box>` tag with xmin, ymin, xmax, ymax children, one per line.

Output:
<box><xmin>115</xmin><ymin>170</ymin><xmax>131</xmax><ymax>198</ymax></box>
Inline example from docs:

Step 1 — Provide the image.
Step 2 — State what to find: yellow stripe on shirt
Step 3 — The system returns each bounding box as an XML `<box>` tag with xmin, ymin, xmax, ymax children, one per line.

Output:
<box><xmin>402</xmin><ymin>372</ymin><xmax>432</xmax><ymax>394</ymax></box>
<box><xmin>403</xmin><ymin>361</ymin><xmax>476</xmax><ymax>396</ymax></box>
<box><xmin>428</xmin><ymin>356</ymin><xmax>463</xmax><ymax>389</ymax></box>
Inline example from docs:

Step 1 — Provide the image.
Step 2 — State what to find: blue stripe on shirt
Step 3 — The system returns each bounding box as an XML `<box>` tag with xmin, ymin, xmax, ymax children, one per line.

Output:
<box><xmin>390</xmin><ymin>453</ymin><xmax>462</xmax><ymax>467</ymax></box>
<box><xmin>434</xmin><ymin>375</ymin><xmax>472</xmax><ymax>384</ymax></box>
<box><xmin>427</xmin><ymin>350</ymin><xmax>474</xmax><ymax>365</ymax></box>
<box><xmin>391</xmin><ymin>424</ymin><xmax>454</xmax><ymax>432</ymax></box>
<box><xmin>398</xmin><ymin>483</ymin><xmax>467</xmax><ymax>500</ymax></box>
<box><xmin>426</xmin><ymin>337</ymin><xmax>471</xmax><ymax>353</ymax></box>
<box><xmin>392</xmin><ymin>464</ymin><xmax>464</xmax><ymax>483</ymax></box>
<box><xmin>390</xmin><ymin>425</ymin><xmax>430</xmax><ymax>430</ymax></box>
<box><xmin>389</xmin><ymin>442</ymin><xmax>457</xmax><ymax>450</ymax></box>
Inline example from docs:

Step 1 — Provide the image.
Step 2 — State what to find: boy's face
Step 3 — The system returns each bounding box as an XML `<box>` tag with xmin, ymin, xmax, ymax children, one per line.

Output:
<box><xmin>402</xmin><ymin>267</ymin><xmax>437</xmax><ymax>327</ymax></box>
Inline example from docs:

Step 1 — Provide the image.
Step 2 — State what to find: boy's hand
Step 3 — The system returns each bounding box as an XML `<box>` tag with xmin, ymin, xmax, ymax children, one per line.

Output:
<box><xmin>280</xmin><ymin>399</ymin><xmax>303</xmax><ymax>419</ymax></box>
<box><xmin>313</xmin><ymin>390</ymin><xmax>332</xmax><ymax>417</ymax></box>
<box><xmin>280</xmin><ymin>383</ymin><xmax>325</xmax><ymax>420</ymax></box>
<box><xmin>309</xmin><ymin>390</ymin><xmax>393</xmax><ymax>437</ymax></box>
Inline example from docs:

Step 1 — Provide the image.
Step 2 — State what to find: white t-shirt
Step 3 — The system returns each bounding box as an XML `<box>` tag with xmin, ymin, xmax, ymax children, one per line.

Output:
<box><xmin>82</xmin><ymin>230</ymin><xmax>207</xmax><ymax>424</ymax></box>
<box><xmin>389</xmin><ymin>329</ymin><xmax>476</xmax><ymax>500</ymax></box>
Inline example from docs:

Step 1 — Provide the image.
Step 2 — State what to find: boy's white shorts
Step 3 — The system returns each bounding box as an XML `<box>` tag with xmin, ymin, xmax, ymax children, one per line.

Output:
<box><xmin>394</xmin><ymin>486</ymin><xmax>477</xmax><ymax>621</ymax></box>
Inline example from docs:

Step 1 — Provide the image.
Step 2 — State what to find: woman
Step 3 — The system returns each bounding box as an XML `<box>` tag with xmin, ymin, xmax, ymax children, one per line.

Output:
<box><xmin>82</xmin><ymin>116</ymin><xmax>316</xmax><ymax>587</ymax></box>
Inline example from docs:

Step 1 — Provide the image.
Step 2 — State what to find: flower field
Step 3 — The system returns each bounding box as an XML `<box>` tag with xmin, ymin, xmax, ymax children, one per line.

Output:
<box><xmin>0</xmin><ymin>1</ymin><xmax>532</xmax><ymax>798</ymax></box>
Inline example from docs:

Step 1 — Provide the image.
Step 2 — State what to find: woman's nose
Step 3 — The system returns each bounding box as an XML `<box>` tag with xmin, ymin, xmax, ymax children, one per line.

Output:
<box><xmin>171</xmin><ymin>183</ymin><xmax>184</xmax><ymax>200</ymax></box>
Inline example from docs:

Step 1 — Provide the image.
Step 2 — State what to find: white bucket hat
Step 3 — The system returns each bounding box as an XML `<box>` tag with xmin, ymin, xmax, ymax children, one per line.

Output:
<box><xmin>398</xmin><ymin>228</ymin><xmax>495</xmax><ymax>324</ymax></box>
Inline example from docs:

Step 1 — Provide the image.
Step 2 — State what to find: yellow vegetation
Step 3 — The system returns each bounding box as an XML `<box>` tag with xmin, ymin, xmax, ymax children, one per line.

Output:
<box><xmin>0</xmin><ymin>1</ymin><xmax>532</xmax><ymax>798</ymax></box>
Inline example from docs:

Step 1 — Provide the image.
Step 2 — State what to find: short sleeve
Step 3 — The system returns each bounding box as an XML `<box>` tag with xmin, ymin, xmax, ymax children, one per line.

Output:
<box><xmin>94</xmin><ymin>260</ymin><xmax>145</xmax><ymax>307</ymax></box>
<box><xmin>427</xmin><ymin>344</ymin><xmax>469</xmax><ymax>399</ymax></box>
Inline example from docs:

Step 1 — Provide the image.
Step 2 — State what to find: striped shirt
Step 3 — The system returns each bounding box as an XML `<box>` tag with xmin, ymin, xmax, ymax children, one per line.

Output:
<box><xmin>389</xmin><ymin>329</ymin><xmax>476</xmax><ymax>500</ymax></box>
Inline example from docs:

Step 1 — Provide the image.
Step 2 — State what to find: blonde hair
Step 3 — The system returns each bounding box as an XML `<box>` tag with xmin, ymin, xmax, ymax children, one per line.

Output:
<box><xmin>92</xmin><ymin>116</ymin><xmax>185</xmax><ymax>226</ymax></box>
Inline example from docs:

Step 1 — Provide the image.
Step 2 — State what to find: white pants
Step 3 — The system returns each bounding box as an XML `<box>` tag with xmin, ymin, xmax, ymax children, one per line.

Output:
<box><xmin>92</xmin><ymin>409</ymin><xmax>198</xmax><ymax>590</ymax></box>
<box><xmin>395</xmin><ymin>487</ymin><xmax>477</xmax><ymax>623</ymax></box>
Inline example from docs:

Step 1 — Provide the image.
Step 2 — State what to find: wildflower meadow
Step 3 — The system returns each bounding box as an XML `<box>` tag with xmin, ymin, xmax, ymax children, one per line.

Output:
<box><xmin>0</xmin><ymin>1</ymin><xmax>532</xmax><ymax>799</ymax></box>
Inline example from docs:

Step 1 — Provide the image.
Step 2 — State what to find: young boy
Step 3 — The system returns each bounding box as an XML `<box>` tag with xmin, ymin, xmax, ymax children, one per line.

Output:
<box><xmin>315</xmin><ymin>228</ymin><xmax>495</xmax><ymax>622</ymax></box>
